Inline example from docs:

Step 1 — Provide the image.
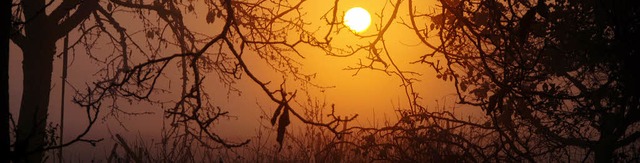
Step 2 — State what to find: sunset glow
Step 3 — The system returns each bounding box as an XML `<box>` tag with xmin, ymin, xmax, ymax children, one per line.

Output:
<box><xmin>8</xmin><ymin>0</ymin><xmax>638</xmax><ymax>161</ymax></box>
<box><xmin>344</xmin><ymin>7</ymin><xmax>371</xmax><ymax>33</ymax></box>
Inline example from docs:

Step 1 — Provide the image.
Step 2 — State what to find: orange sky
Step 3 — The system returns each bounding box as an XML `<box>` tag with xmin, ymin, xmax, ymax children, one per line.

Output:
<box><xmin>9</xmin><ymin>0</ymin><xmax>482</xmax><ymax>160</ymax></box>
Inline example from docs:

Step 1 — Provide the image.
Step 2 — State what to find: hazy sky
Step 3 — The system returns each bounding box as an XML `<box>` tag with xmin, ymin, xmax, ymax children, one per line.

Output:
<box><xmin>9</xmin><ymin>0</ymin><xmax>480</xmax><ymax>160</ymax></box>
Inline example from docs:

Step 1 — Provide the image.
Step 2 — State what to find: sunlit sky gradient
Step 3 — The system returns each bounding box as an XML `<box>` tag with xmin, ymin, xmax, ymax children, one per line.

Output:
<box><xmin>9</xmin><ymin>0</ymin><xmax>482</xmax><ymax>160</ymax></box>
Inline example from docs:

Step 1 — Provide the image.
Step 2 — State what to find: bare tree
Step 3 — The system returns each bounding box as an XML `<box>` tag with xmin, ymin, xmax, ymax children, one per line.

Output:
<box><xmin>9</xmin><ymin>0</ymin><xmax>360</xmax><ymax>161</ymax></box>
<box><xmin>285</xmin><ymin>0</ymin><xmax>507</xmax><ymax>162</ymax></box>
<box><xmin>13</xmin><ymin>0</ymin><xmax>638</xmax><ymax>162</ymax></box>
<box><xmin>9</xmin><ymin>0</ymin><xmax>102</xmax><ymax>161</ymax></box>
<box><xmin>304</xmin><ymin>0</ymin><xmax>640</xmax><ymax>161</ymax></box>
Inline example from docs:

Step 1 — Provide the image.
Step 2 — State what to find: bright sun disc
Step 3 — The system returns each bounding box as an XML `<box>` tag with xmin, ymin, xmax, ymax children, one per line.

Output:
<box><xmin>344</xmin><ymin>7</ymin><xmax>371</xmax><ymax>33</ymax></box>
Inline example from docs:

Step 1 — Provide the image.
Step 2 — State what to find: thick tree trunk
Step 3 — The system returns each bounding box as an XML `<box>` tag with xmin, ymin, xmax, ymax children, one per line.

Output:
<box><xmin>14</xmin><ymin>15</ymin><xmax>56</xmax><ymax>162</ymax></box>
<box><xmin>594</xmin><ymin>122</ymin><xmax>616</xmax><ymax>163</ymax></box>
<box><xmin>1</xmin><ymin>0</ymin><xmax>11</xmax><ymax>161</ymax></box>
<box><xmin>14</xmin><ymin>43</ymin><xmax>55</xmax><ymax>163</ymax></box>
<box><xmin>594</xmin><ymin>144</ymin><xmax>614</xmax><ymax>163</ymax></box>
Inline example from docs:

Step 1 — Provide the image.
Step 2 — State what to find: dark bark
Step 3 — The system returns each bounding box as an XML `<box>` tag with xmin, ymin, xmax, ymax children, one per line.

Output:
<box><xmin>14</xmin><ymin>41</ymin><xmax>55</xmax><ymax>163</ymax></box>
<box><xmin>2</xmin><ymin>0</ymin><xmax>11</xmax><ymax>161</ymax></box>
<box><xmin>10</xmin><ymin>0</ymin><xmax>97</xmax><ymax>161</ymax></box>
<box><xmin>14</xmin><ymin>4</ymin><xmax>56</xmax><ymax>161</ymax></box>
<box><xmin>594</xmin><ymin>144</ymin><xmax>614</xmax><ymax>163</ymax></box>
<box><xmin>595</xmin><ymin>116</ymin><xmax>616</xmax><ymax>163</ymax></box>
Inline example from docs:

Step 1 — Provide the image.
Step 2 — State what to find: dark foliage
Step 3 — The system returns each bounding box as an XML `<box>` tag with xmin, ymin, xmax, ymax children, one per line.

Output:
<box><xmin>409</xmin><ymin>0</ymin><xmax>640</xmax><ymax>161</ymax></box>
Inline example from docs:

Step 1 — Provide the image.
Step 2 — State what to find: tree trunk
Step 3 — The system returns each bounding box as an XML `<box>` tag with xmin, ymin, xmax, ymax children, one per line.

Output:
<box><xmin>1</xmin><ymin>0</ymin><xmax>11</xmax><ymax>160</ymax></box>
<box><xmin>594</xmin><ymin>144</ymin><xmax>614</xmax><ymax>163</ymax></box>
<box><xmin>14</xmin><ymin>42</ymin><xmax>55</xmax><ymax>163</ymax></box>
<box><xmin>594</xmin><ymin>122</ymin><xmax>615</xmax><ymax>163</ymax></box>
<box><xmin>14</xmin><ymin>15</ymin><xmax>56</xmax><ymax>162</ymax></box>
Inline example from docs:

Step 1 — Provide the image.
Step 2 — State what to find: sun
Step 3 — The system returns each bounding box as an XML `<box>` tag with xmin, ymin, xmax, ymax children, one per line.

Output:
<box><xmin>344</xmin><ymin>7</ymin><xmax>371</xmax><ymax>33</ymax></box>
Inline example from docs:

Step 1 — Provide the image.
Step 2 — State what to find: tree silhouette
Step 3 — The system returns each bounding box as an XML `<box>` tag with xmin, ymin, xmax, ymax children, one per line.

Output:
<box><xmin>9</xmin><ymin>0</ymin><xmax>355</xmax><ymax>161</ymax></box>
<box><xmin>407</xmin><ymin>0</ymin><xmax>640</xmax><ymax>161</ymax></box>
<box><xmin>10</xmin><ymin>0</ymin><xmax>102</xmax><ymax>161</ymax></box>
<box><xmin>9</xmin><ymin>0</ymin><xmax>639</xmax><ymax>161</ymax></box>
<box><xmin>2</xmin><ymin>0</ymin><xmax>11</xmax><ymax>161</ymax></box>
